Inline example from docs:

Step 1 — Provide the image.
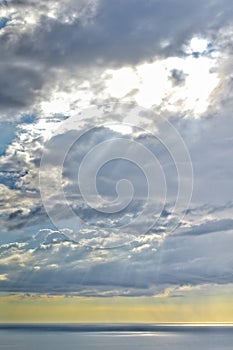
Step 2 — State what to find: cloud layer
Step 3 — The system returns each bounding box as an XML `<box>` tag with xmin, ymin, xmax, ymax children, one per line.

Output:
<box><xmin>0</xmin><ymin>0</ymin><xmax>233</xmax><ymax>297</ymax></box>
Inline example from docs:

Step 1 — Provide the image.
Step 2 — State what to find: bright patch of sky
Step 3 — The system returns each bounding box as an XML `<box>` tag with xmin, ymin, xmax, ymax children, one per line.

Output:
<box><xmin>103</xmin><ymin>38</ymin><xmax>219</xmax><ymax>116</ymax></box>
<box><xmin>40</xmin><ymin>37</ymin><xmax>220</xmax><ymax>119</ymax></box>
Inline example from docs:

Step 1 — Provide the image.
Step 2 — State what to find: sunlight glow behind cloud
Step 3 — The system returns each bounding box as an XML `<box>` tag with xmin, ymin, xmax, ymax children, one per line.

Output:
<box><xmin>103</xmin><ymin>50</ymin><xmax>219</xmax><ymax>116</ymax></box>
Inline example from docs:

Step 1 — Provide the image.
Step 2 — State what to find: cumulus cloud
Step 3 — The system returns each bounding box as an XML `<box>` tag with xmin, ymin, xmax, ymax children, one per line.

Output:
<box><xmin>0</xmin><ymin>198</ymin><xmax>233</xmax><ymax>296</ymax></box>
<box><xmin>0</xmin><ymin>0</ymin><xmax>233</xmax><ymax>298</ymax></box>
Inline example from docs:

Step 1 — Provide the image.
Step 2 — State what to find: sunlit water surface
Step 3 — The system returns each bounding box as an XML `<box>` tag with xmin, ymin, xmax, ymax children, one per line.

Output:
<box><xmin>0</xmin><ymin>324</ymin><xmax>232</xmax><ymax>349</ymax></box>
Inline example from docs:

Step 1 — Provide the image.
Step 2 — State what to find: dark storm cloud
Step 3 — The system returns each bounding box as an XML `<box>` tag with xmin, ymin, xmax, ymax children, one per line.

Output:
<box><xmin>1</xmin><ymin>0</ymin><xmax>233</xmax><ymax>113</ymax></box>
<box><xmin>9</xmin><ymin>0</ymin><xmax>233</xmax><ymax>66</ymax></box>
<box><xmin>5</xmin><ymin>205</ymin><xmax>48</xmax><ymax>231</ymax></box>
<box><xmin>0</xmin><ymin>63</ymin><xmax>45</xmax><ymax>110</ymax></box>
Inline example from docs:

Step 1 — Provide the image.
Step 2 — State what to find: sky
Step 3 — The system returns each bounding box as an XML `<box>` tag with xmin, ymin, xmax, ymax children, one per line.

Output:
<box><xmin>0</xmin><ymin>0</ymin><xmax>233</xmax><ymax>323</ymax></box>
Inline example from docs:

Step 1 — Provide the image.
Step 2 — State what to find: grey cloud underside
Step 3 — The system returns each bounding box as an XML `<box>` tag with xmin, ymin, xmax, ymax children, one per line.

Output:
<box><xmin>0</xmin><ymin>123</ymin><xmax>175</xmax><ymax>229</ymax></box>
<box><xmin>1</xmin><ymin>0</ymin><xmax>233</xmax><ymax>113</ymax></box>
<box><xmin>0</xmin><ymin>200</ymin><xmax>233</xmax><ymax>295</ymax></box>
<box><xmin>0</xmin><ymin>64</ymin><xmax>44</xmax><ymax>109</ymax></box>
<box><xmin>5</xmin><ymin>206</ymin><xmax>48</xmax><ymax>231</ymax></box>
<box><xmin>0</xmin><ymin>113</ymin><xmax>232</xmax><ymax>234</ymax></box>
<box><xmin>177</xmin><ymin>218</ymin><xmax>233</xmax><ymax>236</ymax></box>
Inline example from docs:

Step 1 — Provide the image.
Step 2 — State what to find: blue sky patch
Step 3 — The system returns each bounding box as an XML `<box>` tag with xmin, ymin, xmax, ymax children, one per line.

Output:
<box><xmin>20</xmin><ymin>114</ymin><xmax>37</xmax><ymax>124</ymax></box>
<box><xmin>0</xmin><ymin>122</ymin><xmax>16</xmax><ymax>156</ymax></box>
<box><xmin>0</xmin><ymin>169</ymin><xmax>28</xmax><ymax>190</ymax></box>
<box><xmin>0</xmin><ymin>17</ymin><xmax>9</xmax><ymax>29</ymax></box>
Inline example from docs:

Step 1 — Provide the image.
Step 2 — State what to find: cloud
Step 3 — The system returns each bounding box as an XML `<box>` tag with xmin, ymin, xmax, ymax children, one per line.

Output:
<box><xmin>0</xmin><ymin>0</ymin><xmax>233</xmax><ymax>118</ymax></box>
<box><xmin>0</xmin><ymin>197</ymin><xmax>233</xmax><ymax>296</ymax></box>
<box><xmin>0</xmin><ymin>0</ymin><xmax>233</xmax><ymax>299</ymax></box>
<box><xmin>178</xmin><ymin>218</ymin><xmax>233</xmax><ymax>236</ymax></box>
<box><xmin>0</xmin><ymin>274</ymin><xmax>8</xmax><ymax>281</ymax></box>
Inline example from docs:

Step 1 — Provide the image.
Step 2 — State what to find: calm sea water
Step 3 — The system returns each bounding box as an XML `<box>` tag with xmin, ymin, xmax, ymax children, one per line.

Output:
<box><xmin>0</xmin><ymin>324</ymin><xmax>233</xmax><ymax>350</ymax></box>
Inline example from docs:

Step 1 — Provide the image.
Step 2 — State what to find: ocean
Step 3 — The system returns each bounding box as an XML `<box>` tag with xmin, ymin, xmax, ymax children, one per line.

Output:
<box><xmin>0</xmin><ymin>324</ymin><xmax>232</xmax><ymax>349</ymax></box>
